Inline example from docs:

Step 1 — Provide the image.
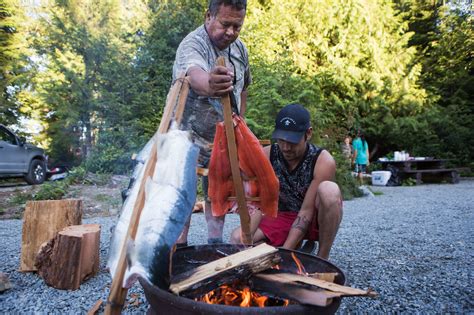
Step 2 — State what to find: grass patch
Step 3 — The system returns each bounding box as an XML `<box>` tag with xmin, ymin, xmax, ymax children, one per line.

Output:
<box><xmin>34</xmin><ymin>181</ymin><xmax>68</xmax><ymax>200</ymax></box>
<box><xmin>10</xmin><ymin>191</ymin><xmax>34</xmax><ymax>206</ymax></box>
<box><xmin>372</xmin><ymin>190</ymin><xmax>384</xmax><ymax>196</ymax></box>
<box><xmin>402</xmin><ymin>178</ymin><xmax>417</xmax><ymax>186</ymax></box>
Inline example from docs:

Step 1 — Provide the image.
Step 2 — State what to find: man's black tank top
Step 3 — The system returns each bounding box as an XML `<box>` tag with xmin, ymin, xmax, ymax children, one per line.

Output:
<box><xmin>270</xmin><ymin>143</ymin><xmax>323</xmax><ymax>212</ymax></box>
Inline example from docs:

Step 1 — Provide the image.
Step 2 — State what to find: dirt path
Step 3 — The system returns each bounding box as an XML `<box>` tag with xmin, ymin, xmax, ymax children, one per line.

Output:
<box><xmin>0</xmin><ymin>176</ymin><xmax>129</xmax><ymax>220</ymax></box>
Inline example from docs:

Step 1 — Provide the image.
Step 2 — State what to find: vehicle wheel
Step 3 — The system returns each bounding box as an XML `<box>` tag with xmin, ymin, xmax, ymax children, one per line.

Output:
<box><xmin>25</xmin><ymin>160</ymin><xmax>46</xmax><ymax>185</ymax></box>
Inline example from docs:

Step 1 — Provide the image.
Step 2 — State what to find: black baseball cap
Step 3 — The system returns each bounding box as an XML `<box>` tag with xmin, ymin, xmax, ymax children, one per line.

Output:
<box><xmin>272</xmin><ymin>103</ymin><xmax>310</xmax><ymax>144</ymax></box>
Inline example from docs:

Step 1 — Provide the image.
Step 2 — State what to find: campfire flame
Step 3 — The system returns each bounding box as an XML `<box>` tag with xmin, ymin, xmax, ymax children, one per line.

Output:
<box><xmin>197</xmin><ymin>252</ymin><xmax>309</xmax><ymax>307</ymax></box>
<box><xmin>197</xmin><ymin>283</ymin><xmax>289</xmax><ymax>307</ymax></box>
<box><xmin>291</xmin><ymin>252</ymin><xmax>308</xmax><ymax>275</ymax></box>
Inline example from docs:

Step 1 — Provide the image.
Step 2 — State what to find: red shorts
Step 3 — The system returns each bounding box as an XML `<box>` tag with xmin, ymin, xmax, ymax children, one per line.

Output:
<box><xmin>258</xmin><ymin>210</ymin><xmax>319</xmax><ymax>247</ymax></box>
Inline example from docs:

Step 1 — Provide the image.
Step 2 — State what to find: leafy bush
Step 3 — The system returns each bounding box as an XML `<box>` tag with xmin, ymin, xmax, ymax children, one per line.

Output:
<box><xmin>34</xmin><ymin>181</ymin><xmax>68</xmax><ymax>200</ymax></box>
<box><xmin>319</xmin><ymin>137</ymin><xmax>362</xmax><ymax>200</ymax></box>
<box><xmin>64</xmin><ymin>166</ymin><xmax>89</xmax><ymax>185</ymax></box>
<box><xmin>10</xmin><ymin>191</ymin><xmax>33</xmax><ymax>206</ymax></box>
<box><xmin>402</xmin><ymin>177</ymin><xmax>417</xmax><ymax>186</ymax></box>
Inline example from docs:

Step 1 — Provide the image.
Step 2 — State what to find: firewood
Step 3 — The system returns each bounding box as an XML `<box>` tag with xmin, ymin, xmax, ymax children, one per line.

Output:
<box><xmin>254</xmin><ymin>272</ymin><xmax>378</xmax><ymax>297</ymax></box>
<box><xmin>170</xmin><ymin>243</ymin><xmax>281</xmax><ymax>296</ymax></box>
<box><xmin>87</xmin><ymin>299</ymin><xmax>103</xmax><ymax>315</ymax></box>
<box><xmin>20</xmin><ymin>199</ymin><xmax>82</xmax><ymax>272</ymax></box>
<box><xmin>250</xmin><ymin>275</ymin><xmax>340</xmax><ymax>307</ymax></box>
<box><xmin>35</xmin><ymin>224</ymin><xmax>100</xmax><ymax>290</ymax></box>
<box><xmin>308</xmin><ymin>272</ymin><xmax>339</xmax><ymax>283</ymax></box>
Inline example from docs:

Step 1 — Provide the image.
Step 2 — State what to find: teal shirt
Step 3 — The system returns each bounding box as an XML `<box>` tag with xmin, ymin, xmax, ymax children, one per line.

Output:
<box><xmin>352</xmin><ymin>137</ymin><xmax>368</xmax><ymax>164</ymax></box>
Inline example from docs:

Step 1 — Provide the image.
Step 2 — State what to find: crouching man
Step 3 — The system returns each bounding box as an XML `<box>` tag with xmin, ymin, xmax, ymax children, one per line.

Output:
<box><xmin>231</xmin><ymin>103</ymin><xmax>343</xmax><ymax>260</ymax></box>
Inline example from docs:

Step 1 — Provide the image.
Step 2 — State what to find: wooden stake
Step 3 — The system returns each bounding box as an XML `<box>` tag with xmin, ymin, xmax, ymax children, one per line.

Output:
<box><xmin>104</xmin><ymin>74</ymin><xmax>189</xmax><ymax>315</ymax></box>
<box><xmin>216</xmin><ymin>56</ymin><xmax>252</xmax><ymax>245</ymax></box>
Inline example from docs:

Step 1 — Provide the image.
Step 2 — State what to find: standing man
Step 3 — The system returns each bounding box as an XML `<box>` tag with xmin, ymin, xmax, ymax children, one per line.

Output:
<box><xmin>173</xmin><ymin>0</ymin><xmax>251</xmax><ymax>246</ymax></box>
<box><xmin>231</xmin><ymin>104</ymin><xmax>343</xmax><ymax>260</ymax></box>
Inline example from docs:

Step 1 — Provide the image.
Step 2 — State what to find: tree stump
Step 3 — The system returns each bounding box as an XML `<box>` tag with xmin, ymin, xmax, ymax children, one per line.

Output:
<box><xmin>35</xmin><ymin>224</ymin><xmax>101</xmax><ymax>290</ymax></box>
<box><xmin>20</xmin><ymin>199</ymin><xmax>83</xmax><ymax>272</ymax></box>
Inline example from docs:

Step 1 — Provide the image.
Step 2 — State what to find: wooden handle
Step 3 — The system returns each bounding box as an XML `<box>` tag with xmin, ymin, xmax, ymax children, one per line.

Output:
<box><xmin>216</xmin><ymin>56</ymin><xmax>252</xmax><ymax>245</ymax></box>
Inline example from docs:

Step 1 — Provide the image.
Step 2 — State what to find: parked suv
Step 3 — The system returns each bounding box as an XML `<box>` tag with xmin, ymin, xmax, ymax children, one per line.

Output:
<box><xmin>0</xmin><ymin>124</ymin><xmax>48</xmax><ymax>184</ymax></box>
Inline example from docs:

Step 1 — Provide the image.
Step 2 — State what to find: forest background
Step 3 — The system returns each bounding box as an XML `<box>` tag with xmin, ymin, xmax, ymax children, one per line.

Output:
<box><xmin>1</xmin><ymin>0</ymin><xmax>473</xmax><ymax>198</ymax></box>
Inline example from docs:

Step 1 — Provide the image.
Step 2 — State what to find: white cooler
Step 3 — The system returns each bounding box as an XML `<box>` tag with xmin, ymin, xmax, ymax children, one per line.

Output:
<box><xmin>371</xmin><ymin>171</ymin><xmax>391</xmax><ymax>186</ymax></box>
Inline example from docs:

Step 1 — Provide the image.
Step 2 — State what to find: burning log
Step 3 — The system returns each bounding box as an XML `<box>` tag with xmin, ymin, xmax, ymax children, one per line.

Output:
<box><xmin>35</xmin><ymin>224</ymin><xmax>100</xmax><ymax>290</ymax></box>
<box><xmin>170</xmin><ymin>243</ymin><xmax>281</xmax><ymax>296</ymax></box>
<box><xmin>252</xmin><ymin>272</ymin><xmax>377</xmax><ymax>306</ymax></box>
<box><xmin>250</xmin><ymin>275</ymin><xmax>340</xmax><ymax>307</ymax></box>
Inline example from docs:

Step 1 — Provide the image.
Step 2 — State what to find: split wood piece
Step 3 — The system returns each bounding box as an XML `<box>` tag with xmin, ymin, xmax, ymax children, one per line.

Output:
<box><xmin>35</xmin><ymin>224</ymin><xmax>100</xmax><ymax>290</ymax></box>
<box><xmin>308</xmin><ymin>272</ymin><xmax>339</xmax><ymax>283</ymax></box>
<box><xmin>87</xmin><ymin>299</ymin><xmax>103</xmax><ymax>315</ymax></box>
<box><xmin>105</xmin><ymin>74</ymin><xmax>189</xmax><ymax>315</ymax></box>
<box><xmin>20</xmin><ymin>199</ymin><xmax>82</xmax><ymax>272</ymax></box>
<box><xmin>170</xmin><ymin>243</ymin><xmax>281</xmax><ymax>296</ymax></box>
<box><xmin>254</xmin><ymin>273</ymin><xmax>378</xmax><ymax>297</ymax></box>
<box><xmin>250</xmin><ymin>275</ymin><xmax>340</xmax><ymax>307</ymax></box>
<box><xmin>216</xmin><ymin>56</ymin><xmax>251</xmax><ymax>245</ymax></box>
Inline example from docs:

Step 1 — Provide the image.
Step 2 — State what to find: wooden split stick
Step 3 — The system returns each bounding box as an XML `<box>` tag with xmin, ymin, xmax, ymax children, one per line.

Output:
<box><xmin>254</xmin><ymin>272</ymin><xmax>378</xmax><ymax>297</ymax></box>
<box><xmin>104</xmin><ymin>75</ymin><xmax>190</xmax><ymax>315</ymax></box>
<box><xmin>170</xmin><ymin>243</ymin><xmax>280</xmax><ymax>296</ymax></box>
<box><xmin>216</xmin><ymin>56</ymin><xmax>252</xmax><ymax>245</ymax></box>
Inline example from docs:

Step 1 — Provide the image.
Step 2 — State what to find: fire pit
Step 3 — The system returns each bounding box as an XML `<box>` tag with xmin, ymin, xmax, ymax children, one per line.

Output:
<box><xmin>139</xmin><ymin>244</ymin><xmax>346</xmax><ymax>314</ymax></box>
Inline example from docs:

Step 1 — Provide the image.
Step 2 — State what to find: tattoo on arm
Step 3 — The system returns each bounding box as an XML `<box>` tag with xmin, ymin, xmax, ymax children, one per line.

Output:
<box><xmin>292</xmin><ymin>216</ymin><xmax>310</xmax><ymax>233</ymax></box>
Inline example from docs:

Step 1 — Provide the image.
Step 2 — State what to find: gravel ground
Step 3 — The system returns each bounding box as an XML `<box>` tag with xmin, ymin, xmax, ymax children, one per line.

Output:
<box><xmin>0</xmin><ymin>179</ymin><xmax>473</xmax><ymax>313</ymax></box>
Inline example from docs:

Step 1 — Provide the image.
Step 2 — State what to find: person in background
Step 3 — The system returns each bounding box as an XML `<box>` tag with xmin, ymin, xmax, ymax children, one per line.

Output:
<box><xmin>341</xmin><ymin>135</ymin><xmax>352</xmax><ymax>165</ymax></box>
<box><xmin>352</xmin><ymin>129</ymin><xmax>370</xmax><ymax>184</ymax></box>
<box><xmin>230</xmin><ymin>104</ymin><xmax>343</xmax><ymax>260</ymax></box>
<box><xmin>172</xmin><ymin>0</ymin><xmax>251</xmax><ymax>246</ymax></box>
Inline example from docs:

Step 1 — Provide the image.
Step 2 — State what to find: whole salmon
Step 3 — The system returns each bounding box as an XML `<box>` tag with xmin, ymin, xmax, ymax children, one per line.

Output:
<box><xmin>107</xmin><ymin>127</ymin><xmax>199</xmax><ymax>289</ymax></box>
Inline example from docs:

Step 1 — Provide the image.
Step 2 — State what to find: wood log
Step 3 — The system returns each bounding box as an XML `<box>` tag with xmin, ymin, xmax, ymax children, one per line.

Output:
<box><xmin>35</xmin><ymin>224</ymin><xmax>100</xmax><ymax>290</ymax></box>
<box><xmin>254</xmin><ymin>272</ymin><xmax>378</xmax><ymax>297</ymax></box>
<box><xmin>20</xmin><ymin>199</ymin><xmax>82</xmax><ymax>272</ymax></box>
<box><xmin>308</xmin><ymin>272</ymin><xmax>339</xmax><ymax>283</ymax></box>
<box><xmin>170</xmin><ymin>243</ymin><xmax>281</xmax><ymax>296</ymax></box>
<box><xmin>250</xmin><ymin>275</ymin><xmax>340</xmax><ymax>307</ymax></box>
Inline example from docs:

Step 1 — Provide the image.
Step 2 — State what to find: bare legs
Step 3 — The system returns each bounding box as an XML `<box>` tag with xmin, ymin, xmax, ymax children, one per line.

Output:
<box><xmin>204</xmin><ymin>200</ymin><xmax>225</xmax><ymax>243</ymax></box>
<box><xmin>315</xmin><ymin>181</ymin><xmax>343</xmax><ymax>260</ymax></box>
<box><xmin>230</xmin><ymin>210</ymin><xmax>263</xmax><ymax>244</ymax></box>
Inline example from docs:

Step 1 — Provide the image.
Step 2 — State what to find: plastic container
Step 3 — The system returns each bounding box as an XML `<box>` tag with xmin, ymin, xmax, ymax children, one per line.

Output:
<box><xmin>371</xmin><ymin>171</ymin><xmax>392</xmax><ymax>186</ymax></box>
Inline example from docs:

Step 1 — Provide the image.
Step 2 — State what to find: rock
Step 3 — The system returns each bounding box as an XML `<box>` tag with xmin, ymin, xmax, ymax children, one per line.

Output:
<box><xmin>0</xmin><ymin>272</ymin><xmax>13</xmax><ymax>292</ymax></box>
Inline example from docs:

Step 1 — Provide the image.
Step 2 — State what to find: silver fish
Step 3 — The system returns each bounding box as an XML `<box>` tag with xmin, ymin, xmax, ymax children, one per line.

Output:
<box><xmin>107</xmin><ymin>127</ymin><xmax>198</xmax><ymax>289</ymax></box>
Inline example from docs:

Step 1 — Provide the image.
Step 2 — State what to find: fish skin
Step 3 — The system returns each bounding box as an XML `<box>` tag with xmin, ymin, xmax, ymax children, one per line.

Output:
<box><xmin>108</xmin><ymin>127</ymin><xmax>198</xmax><ymax>289</ymax></box>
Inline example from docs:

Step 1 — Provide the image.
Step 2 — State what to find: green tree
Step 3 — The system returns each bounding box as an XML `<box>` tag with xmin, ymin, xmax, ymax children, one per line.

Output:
<box><xmin>0</xmin><ymin>0</ymin><xmax>30</xmax><ymax>125</ymax></box>
<box><xmin>243</xmin><ymin>0</ymin><xmax>427</xmax><ymax>152</ymax></box>
<box><xmin>30</xmin><ymin>0</ymin><xmax>149</xmax><ymax>167</ymax></box>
